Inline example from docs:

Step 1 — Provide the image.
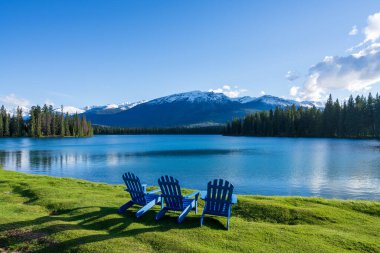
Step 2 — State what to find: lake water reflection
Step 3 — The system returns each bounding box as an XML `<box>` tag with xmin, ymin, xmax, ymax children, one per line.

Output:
<box><xmin>0</xmin><ymin>135</ymin><xmax>379</xmax><ymax>200</ymax></box>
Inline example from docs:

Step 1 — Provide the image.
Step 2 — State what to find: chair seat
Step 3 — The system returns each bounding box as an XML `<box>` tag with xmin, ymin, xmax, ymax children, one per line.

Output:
<box><xmin>132</xmin><ymin>193</ymin><xmax>160</xmax><ymax>206</ymax></box>
<box><xmin>145</xmin><ymin>193</ymin><xmax>160</xmax><ymax>203</ymax></box>
<box><xmin>183</xmin><ymin>198</ymin><xmax>195</xmax><ymax>208</ymax></box>
<box><xmin>165</xmin><ymin>198</ymin><xmax>194</xmax><ymax>211</ymax></box>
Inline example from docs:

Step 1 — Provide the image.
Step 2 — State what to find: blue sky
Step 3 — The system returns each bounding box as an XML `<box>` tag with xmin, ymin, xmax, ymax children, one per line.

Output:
<box><xmin>1</xmin><ymin>0</ymin><xmax>380</xmax><ymax>108</ymax></box>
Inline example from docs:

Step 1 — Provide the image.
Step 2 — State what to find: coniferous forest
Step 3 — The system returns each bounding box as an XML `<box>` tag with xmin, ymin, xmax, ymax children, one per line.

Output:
<box><xmin>225</xmin><ymin>93</ymin><xmax>380</xmax><ymax>138</ymax></box>
<box><xmin>0</xmin><ymin>105</ymin><xmax>93</xmax><ymax>137</ymax></box>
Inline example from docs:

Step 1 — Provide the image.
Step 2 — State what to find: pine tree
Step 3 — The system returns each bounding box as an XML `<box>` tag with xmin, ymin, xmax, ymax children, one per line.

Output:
<box><xmin>366</xmin><ymin>93</ymin><xmax>375</xmax><ymax>136</ymax></box>
<box><xmin>16</xmin><ymin>107</ymin><xmax>24</xmax><ymax>136</ymax></box>
<box><xmin>36</xmin><ymin>106</ymin><xmax>42</xmax><ymax>137</ymax></box>
<box><xmin>60</xmin><ymin>105</ymin><xmax>65</xmax><ymax>137</ymax></box>
<box><xmin>29</xmin><ymin>106</ymin><xmax>36</xmax><ymax>137</ymax></box>
<box><xmin>0</xmin><ymin>106</ymin><xmax>4</xmax><ymax>137</ymax></box>
<box><xmin>64</xmin><ymin>113</ymin><xmax>70</xmax><ymax>136</ymax></box>
<box><xmin>375</xmin><ymin>93</ymin><xmax>380</xmax><ymax>137</ymax></box>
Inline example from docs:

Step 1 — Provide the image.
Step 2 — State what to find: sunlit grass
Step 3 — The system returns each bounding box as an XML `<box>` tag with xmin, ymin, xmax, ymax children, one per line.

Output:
<box><xmin>0</xmin><ymin>169</ymin><xmax>379</xmax><ymax>252</ymax></box>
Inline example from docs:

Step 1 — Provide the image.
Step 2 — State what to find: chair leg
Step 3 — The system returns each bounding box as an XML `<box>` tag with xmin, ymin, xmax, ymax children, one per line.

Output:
<box><xmin>118</xmin><ymin>200</ymin><xmax>134</xmax><ymax>214</ymax></box>
<box><xmin>178</xmin><ymin>203</ymin><xmax>193</xmax><ymax>223</ymax></box>
<box><xmin>155</xmin><ymin>208</ymin><xmax>168</xmax><ymax>220</ymax></box>
<box><xmin>195</xmin><ymin>199</ymin><xmax>198</xmax><ymax>214</ymax></box>
<box><xmin>136</xmin><ymin>198</ymin><xmax>159</xmax><ymax>218</ymax></box>
<box><xmin>226</xmin><ymin>204</ymin><xmax>232</xmax><ymax>230</ymax></box>
<box><xmin>200</xmin><ymin>214</ymin><xmax>205</xmax><ymax>227</ymax></box>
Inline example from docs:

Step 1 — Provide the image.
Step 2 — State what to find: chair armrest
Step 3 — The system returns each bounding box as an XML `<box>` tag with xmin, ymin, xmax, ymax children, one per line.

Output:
<box><xmin>141</xmin><ymin>184</ymin><xmax>147</xmax><ymax>193</ymax></box>
<box><xmin>200</xmin><ymin>191</ymin><xmax>207</xmax><ymax>200</ymax></box>
<box><xmin>231</xmin><ymin>194</ymin><xmax>238</xmax><ymax>204</ymax></box>
<box><xmin>184</xmin><ymin>191</ymin><xmax>200</xmax><ymax>200</ymax></box>
<box><xmin>147</xmin><ymin>189</ymin><xmax>161</xmax><ymax>194</ymax></box>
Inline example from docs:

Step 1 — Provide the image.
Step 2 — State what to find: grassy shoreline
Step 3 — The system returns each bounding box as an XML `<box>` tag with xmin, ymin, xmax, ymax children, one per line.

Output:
<box><xmin>1</xmin><ymin>169</ymin><xmax>380</xmax><ymax>253</ymax></box>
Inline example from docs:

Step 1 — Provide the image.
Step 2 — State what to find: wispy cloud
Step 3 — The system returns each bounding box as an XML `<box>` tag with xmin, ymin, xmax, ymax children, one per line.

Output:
<box><xmin>285</xmin><ymin>70</ymin><xmax>299</xmax><ymax>82</ymax></box>
<box><xmin>209</xmin><ymin>85</ymin><xmax>247</xmax><ymax>98</ymax></box>
<box><xmin>364</xmin><ymin>12</ymin><xmax>380</xmax><ymax>42</ymax></box>
<box><xmin>290</xmin><ymin>11</ymin><xmax>380</xmax><ymax>101</ymax></box>
<box><xmin>349</xmin><ymin>25</ymin><xmax>358</xmax><ymax>36</ymax></box>
<box><xmin>0</xmin><ymin>94</ymin><xmax>30</xmax><ymax>108</ymax></box>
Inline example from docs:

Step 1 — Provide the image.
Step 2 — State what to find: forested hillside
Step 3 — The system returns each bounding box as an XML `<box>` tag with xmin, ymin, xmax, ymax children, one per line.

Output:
<box><xmin>225</xmin><ymin>93</ymin><xmax>380</xmax><ymax>138</ymax></box>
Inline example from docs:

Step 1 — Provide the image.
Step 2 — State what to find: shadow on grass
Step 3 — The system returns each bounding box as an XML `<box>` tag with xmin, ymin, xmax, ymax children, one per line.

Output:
<box><xmin>0</xmin><ymin>205</ymin><xmax>228</xmax><ymax>252</ymax></box>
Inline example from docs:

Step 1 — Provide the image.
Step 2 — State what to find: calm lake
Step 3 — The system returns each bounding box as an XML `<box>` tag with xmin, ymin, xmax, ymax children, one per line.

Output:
<box><xmin>0</xmin><ymin>135</ymin><xmax>379</xmax><ymax>200</ymax></box>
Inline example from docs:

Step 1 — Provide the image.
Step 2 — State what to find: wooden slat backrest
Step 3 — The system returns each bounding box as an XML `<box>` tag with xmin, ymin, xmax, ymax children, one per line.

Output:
<box><xmin>158</xmin><ymin>175</ymin><xmax>183</xmax><ymax>210</ymax></box>
<box><xmin>205</xmin><ymin>179</ymin><xmax>233</xmax><ymax>213</ymax></box>
<box><xmin>122</xmin><ymin>172</ymin><xmax>146</xmax><ymax>205</ymax></box>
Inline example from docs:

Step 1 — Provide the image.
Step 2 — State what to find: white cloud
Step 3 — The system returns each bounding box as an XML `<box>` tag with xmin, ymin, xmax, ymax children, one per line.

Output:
<box><xmin>209</xmin><ymin>85</ymin><xmax>247</xmax><ymax>98</ymax></box>
<box><xmin>285</xmin><ymin>70</ymin><xmax>299</xmax><ymax>82</ymax></box>
<box><xmin>0</xmin><ymin>94</ymin><xmax>30</xmax><ymax>108</ymax></box>
<box><xmin>289</xmin><ymin>86</ymin><xmax>300</xmax><ymax>97</ymax></box>
<box><xmin>364</xmin><ymin>12</ymin><xmax>380</xmax><ymax>42</ymax></box>
<box><xmin>349</xmin><ymin>25</ymin><xmax>358</xmax><ymax>36</ymax></box>
<box><xmin>290</xmin><ymin>11</ymin><xmax>380</xmax><ymax>101</ymax></box>
<box><xmin>323</xmin><ymin>56</ymin><xmax>334</xmax><ymax>63</ymax></box>
<box><xmin>291</xmin><ymin>50</ymin><xmax>380</xmax><ymax>101</ymax></box>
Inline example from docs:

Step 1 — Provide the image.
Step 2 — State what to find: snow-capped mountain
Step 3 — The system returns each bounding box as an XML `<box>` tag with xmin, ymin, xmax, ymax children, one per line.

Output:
<box><xmin>1</xmin><ymin>90</ymin><xmax>323</xmax><ymax>127</ymax></box>
<box><xmin>246</xmin><ymin>95</ymin><xmax>323</xmax><ymax>109</ymax></box>
<box><xmin>84</xmin><ymin>91</ymin><xmax>324</xmax><ymax>127</ymax></box>
<box><xmin>56</xmin><ymin>106</ymin><xmax>85</xmax><ymax>114</ymax></box>
<box><xmin>1</xmin><ymin>105</ymin><xmax>30</xmax><ymax>117</ymax></box>
<box><xmin>143</xmin><ymin>91</ymin><xmax>322</xmax><ymax>108</ymax></box>
<box><xmin>147</xmin><ymin>91</ymin><xmax>231</xmax><ymax>104</ymax></box>
<box><xmin>84</xmin><ymin>101</ymin><xmax>146</xmax><ymax>115</ymax></box>
<box><xmin>145</xmin><ymin>91</ymin><xmax>321</xmax><ymax>108</ymax></box>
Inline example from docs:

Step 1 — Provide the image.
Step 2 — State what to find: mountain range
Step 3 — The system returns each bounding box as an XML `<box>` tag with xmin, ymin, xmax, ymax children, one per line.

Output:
<box><xmin>3</xmin><ymin>91</ymin><xmax>323</xmax><ymax>127</ymax></box>
<box><xmin>82</xmin><ymin>91</ymin><xmax>323</xmax><ymax>128</ymax></box>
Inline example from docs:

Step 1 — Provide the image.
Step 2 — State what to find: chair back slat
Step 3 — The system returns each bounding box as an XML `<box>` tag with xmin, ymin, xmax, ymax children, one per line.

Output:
<box><xmin>205</xmin><ymin>179</ymin><xmax>234</xmax><ymax>214</ymax></box>
<box><xmin>122</xmin><ymin>172</ymin><xmax>146</xmax><ymax>205</ymax></box>
<box><xmin>158</xmin><ymin>175</ymin><xmax>183</xmax><ymax>210</ymax></box>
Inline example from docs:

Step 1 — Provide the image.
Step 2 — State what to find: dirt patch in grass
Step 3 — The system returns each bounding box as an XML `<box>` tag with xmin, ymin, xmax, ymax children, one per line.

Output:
<box><xmin>4</xmin><ymin>228</ymin><xmax>57</xmax><ymax>251</ymax></box>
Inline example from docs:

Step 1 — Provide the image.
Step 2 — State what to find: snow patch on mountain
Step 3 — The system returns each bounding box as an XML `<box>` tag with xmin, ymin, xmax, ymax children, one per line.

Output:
<box><xmin>248</xmin><ymin>95</ymin><xmax>323</xmax><ymax>108</ymax></box>
<box><xmin>105</xmin><ymin>104</ymin><xmax>119</xmax><ymax>109</ymax></box>
<box><xmin>231</xmin><ymin>96</ymin><xmax>255</xmax><ymax>103</ymax></box>
<box><xmin>59</xmin><ymin>106</ymin><xmax>85</xmax><ymax>114</ymax></box>
<box><xmin>84</xmin><ymin>100</ymin><xmax>146</xmax><ymax>113</ymax></box>
<box><xmin>118</xmin><ymin>101</ymin><xmax>146</xmax><ymax>110</ymax></box>
<box><xmin>147</xmin><ymin>91</ymin><xmax>231</xmax><ymax>104</ymax></box>
<box><xmin>2</xmin><ymin>106</ymin><xmax>30</xmax><ymax>117</ymax></box>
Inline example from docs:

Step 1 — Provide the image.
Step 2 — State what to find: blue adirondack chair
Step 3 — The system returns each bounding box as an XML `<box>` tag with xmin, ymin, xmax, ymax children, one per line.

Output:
<box><xmin>200</xmin><ymin>179</ymin><xmax>237</xmax><ymax>230</ymax></box>
<box><xmin>118</xmin><ymin>172</ymin><xmax>161</xmax><ymax>218</ymax></box>
<box><xmin>155</xmin><ymin>175</ymin><xmax>200</xmax><ymax>223</ymax></box>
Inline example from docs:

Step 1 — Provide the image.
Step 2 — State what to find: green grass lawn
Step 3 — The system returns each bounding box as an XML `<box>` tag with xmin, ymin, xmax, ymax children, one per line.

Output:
<box><xmin>0</xmin><ymin>169</ymin><xmax>380</xmax><ymax>253</ymax></box>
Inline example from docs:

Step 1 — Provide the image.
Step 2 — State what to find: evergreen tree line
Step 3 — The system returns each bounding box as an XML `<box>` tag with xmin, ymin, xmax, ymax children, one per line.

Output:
<box><xmin>0</xmin><ymin>105</ymin><xmax>93</xmax><ymax>137</ymax></box>
<box><xmin>224</xmin><ymin>93</ymin><xmax>380</xmax><ymax>138</ymax></box>
<box><xmin>93</xmin><ymin>125</ymin><xmax>224</xmax><ymax>135</ymax></box>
